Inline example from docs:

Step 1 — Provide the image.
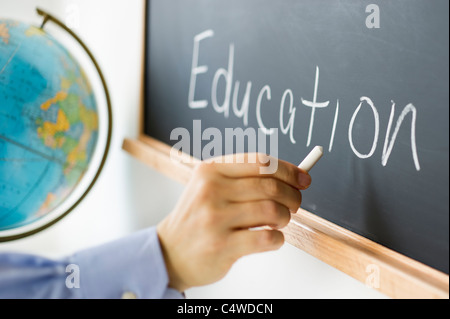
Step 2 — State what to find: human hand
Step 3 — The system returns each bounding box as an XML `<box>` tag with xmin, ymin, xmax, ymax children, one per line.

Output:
<box><xmin>156</xmin><ymin>154</ymin><xmax>311</xmax><ymax>292</ymax></box>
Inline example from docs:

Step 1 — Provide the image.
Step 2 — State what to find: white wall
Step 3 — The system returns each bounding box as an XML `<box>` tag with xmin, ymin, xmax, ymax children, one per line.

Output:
<box><xmin>0</xmin><ymin>0</ymin><xmax>386</xmax><ymax>299</ymax></box>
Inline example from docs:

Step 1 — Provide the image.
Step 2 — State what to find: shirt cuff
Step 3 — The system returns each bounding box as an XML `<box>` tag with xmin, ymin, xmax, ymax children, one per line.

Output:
<box><xmin>73</xmin><ymin>227</ymin><xmax>184</xmax><ymax>299</ymax></box>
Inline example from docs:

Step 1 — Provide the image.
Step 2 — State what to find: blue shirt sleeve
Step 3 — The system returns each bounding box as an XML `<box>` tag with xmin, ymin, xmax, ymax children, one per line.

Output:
<box><xmin>0</xmin><ymin>227</ymin><xmax>184</xmax><ymax>299</ymax></box>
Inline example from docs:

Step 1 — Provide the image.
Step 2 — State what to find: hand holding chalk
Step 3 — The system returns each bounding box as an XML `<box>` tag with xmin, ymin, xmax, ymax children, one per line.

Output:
<box><xmin>299</xmin><ymin>146</ymin><xmax>323</xmax><ymax>172</ymax></box>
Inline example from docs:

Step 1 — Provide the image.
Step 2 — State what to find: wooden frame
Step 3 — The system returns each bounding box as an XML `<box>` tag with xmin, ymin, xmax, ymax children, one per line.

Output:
<box><xmin>122</xmin><ymin>0</ymin><xmax>449</xmax><ymax>299</ymax></box>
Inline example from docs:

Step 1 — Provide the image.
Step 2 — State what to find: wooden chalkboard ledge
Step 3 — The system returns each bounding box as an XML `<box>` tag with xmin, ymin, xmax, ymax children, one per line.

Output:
<box><xmin>122</xmin><ymin>135</ymin><xmax>449</xmax><ymax>299</ymax></box>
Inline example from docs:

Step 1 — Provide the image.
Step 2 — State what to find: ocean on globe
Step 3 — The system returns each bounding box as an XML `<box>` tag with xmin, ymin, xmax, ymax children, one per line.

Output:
<box><xmin>0</xmin><ymin>19</ymin><xmax>99</xmax><ymax>231</ymax></box>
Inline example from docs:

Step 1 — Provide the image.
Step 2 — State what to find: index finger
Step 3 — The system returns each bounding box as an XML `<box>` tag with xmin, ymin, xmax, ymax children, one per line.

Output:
<box><xmin>204</xmin><ymin>153</ymin><xmax>311</xmax><ymax>190</ymax></box>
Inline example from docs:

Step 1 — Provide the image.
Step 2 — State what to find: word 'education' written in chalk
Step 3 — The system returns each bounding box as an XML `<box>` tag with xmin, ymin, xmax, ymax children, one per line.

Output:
<box><xmin>188</xmin><ymin>30</ymin><xmax>421</xmax><ymax>171</ymax></box>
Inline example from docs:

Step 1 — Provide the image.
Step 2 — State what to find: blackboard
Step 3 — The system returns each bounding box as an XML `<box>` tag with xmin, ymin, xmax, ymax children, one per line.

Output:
<box><xmin>143</xmin><ymin>0</ymin><xmax>449</xmax><ymax>274</ymax></box>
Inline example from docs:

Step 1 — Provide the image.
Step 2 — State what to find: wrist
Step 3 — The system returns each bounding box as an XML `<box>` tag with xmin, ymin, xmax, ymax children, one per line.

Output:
<box><xmin>156</xmin><ymin>222</ymin><xmax>188</xmax><ymax>292</ymax></box>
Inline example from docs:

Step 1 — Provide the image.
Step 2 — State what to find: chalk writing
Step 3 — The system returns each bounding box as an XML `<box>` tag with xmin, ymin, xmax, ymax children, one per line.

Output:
<box><xmin>188</xmin><ymin>30</ymin><xmax>421</xmax><ymax>171</ymax></box>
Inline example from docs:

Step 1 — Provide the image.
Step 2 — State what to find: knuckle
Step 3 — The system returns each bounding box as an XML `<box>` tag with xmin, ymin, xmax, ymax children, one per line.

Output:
<box><xmin>204</xmin><ymin>180</ymin><xmax>220</xmax><ymax>198</ymax></box>
<box><xmin>196</xmin><ymin>180</ymin><xmax>214</xmax><ymax>202</ymax></box>
<box><xmin>274</xmin><ymin>231</ymin><xmax>284</xmax><ymax>248</ymax></box>
<box><xmin>264</xmin><ymin>201</ymin><xmax>281</xmax><ymax>220</ymax></box>
<box><xmin>288</xmin><ymin>190</ymin><xmax>302</xmax><ymax>211</ymax></box>
<box><xmin>278</xmin><ymin>207</ymin><xmax>291</xmax><ymax>228</ymax></box>
<box><xmin>259</xmin><ymin>231</ymin><xmax>274</xmax><ymax>247</ymax></box>
<box><xmin>194</xmin><ymin>161</ymin><xmax>215</xmax><ymax>177</ymax></box>
<box><xmin>259</xmin><ymin>230</ymin><xmax>283</xmax><ymax>248</ymax></box>
<box><xmin>264</xmin><ymin>202</ymin><xmax>290</xmax><ymax>228</ymax></box>
<box><xmin>194</xmin><ymin>171</ymin><xmax>222</xmax><ymax>203</ymax></box>
<box><xmin>264</xmin><ymin>200</ymin><xmax>279</xmax><ymax>216</ymax></box>
<box><xmin>263</xmin><ymin>178</ymin><xmax>281</xmax><ymax>197</ymax></box>
<box><xmin>287</xmin><ymin>166</ymin><xmax>299</xmax><ymax>186</ymax></box>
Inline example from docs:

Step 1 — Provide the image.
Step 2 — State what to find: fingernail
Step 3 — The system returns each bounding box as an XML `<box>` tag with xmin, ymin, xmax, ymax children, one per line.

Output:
<box><xmin>298</xmin><ymin>172</ymin><xmax>311</xmax><ymax>189</ymax></box>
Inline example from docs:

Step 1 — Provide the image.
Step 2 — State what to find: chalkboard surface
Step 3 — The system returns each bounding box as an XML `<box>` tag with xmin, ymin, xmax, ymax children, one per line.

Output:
<box><xmin>144</xmin><ymin>0</ymin><xmax>449</xmax><ymax>274</ymax></box>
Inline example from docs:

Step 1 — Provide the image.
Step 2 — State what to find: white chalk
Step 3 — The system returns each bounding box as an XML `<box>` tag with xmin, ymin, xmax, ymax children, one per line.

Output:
<box><xmin>298</xmin><ymin>146</ymin><xmax>323</xmax><ymax>172</ymax></box>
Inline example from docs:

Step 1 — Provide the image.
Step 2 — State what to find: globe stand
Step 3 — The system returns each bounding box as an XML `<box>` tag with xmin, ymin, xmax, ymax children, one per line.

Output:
<box><xmin>0</xmin><ymin>9</ymin><xmax>113</xmax><ymax>241</ymax></box>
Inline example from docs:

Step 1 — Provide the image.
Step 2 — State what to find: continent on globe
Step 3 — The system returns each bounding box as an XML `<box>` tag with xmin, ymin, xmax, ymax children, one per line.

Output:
<box><xmin>0</xmin><ymin>19</ymin><xmax>99</xmax><ymax>230</ymax></box>
<box><xmin>0</xmin><ymin>22</ymin><xmax>10</xmax><ymax>44</ymax></box>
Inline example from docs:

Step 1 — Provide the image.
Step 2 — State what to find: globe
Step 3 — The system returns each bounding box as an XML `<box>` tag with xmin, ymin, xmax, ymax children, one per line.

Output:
<box><xmin>0</xmin><ymin>18</ymin><xmax>101</xmax><ymax>233</ymax></box>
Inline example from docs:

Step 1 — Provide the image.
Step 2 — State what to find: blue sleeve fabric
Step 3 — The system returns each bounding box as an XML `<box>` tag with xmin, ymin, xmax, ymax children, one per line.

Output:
<box><xmin>0</xmin><ymin>227</ymin><xmax>184</xmax><ymax>299</ymax></box>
